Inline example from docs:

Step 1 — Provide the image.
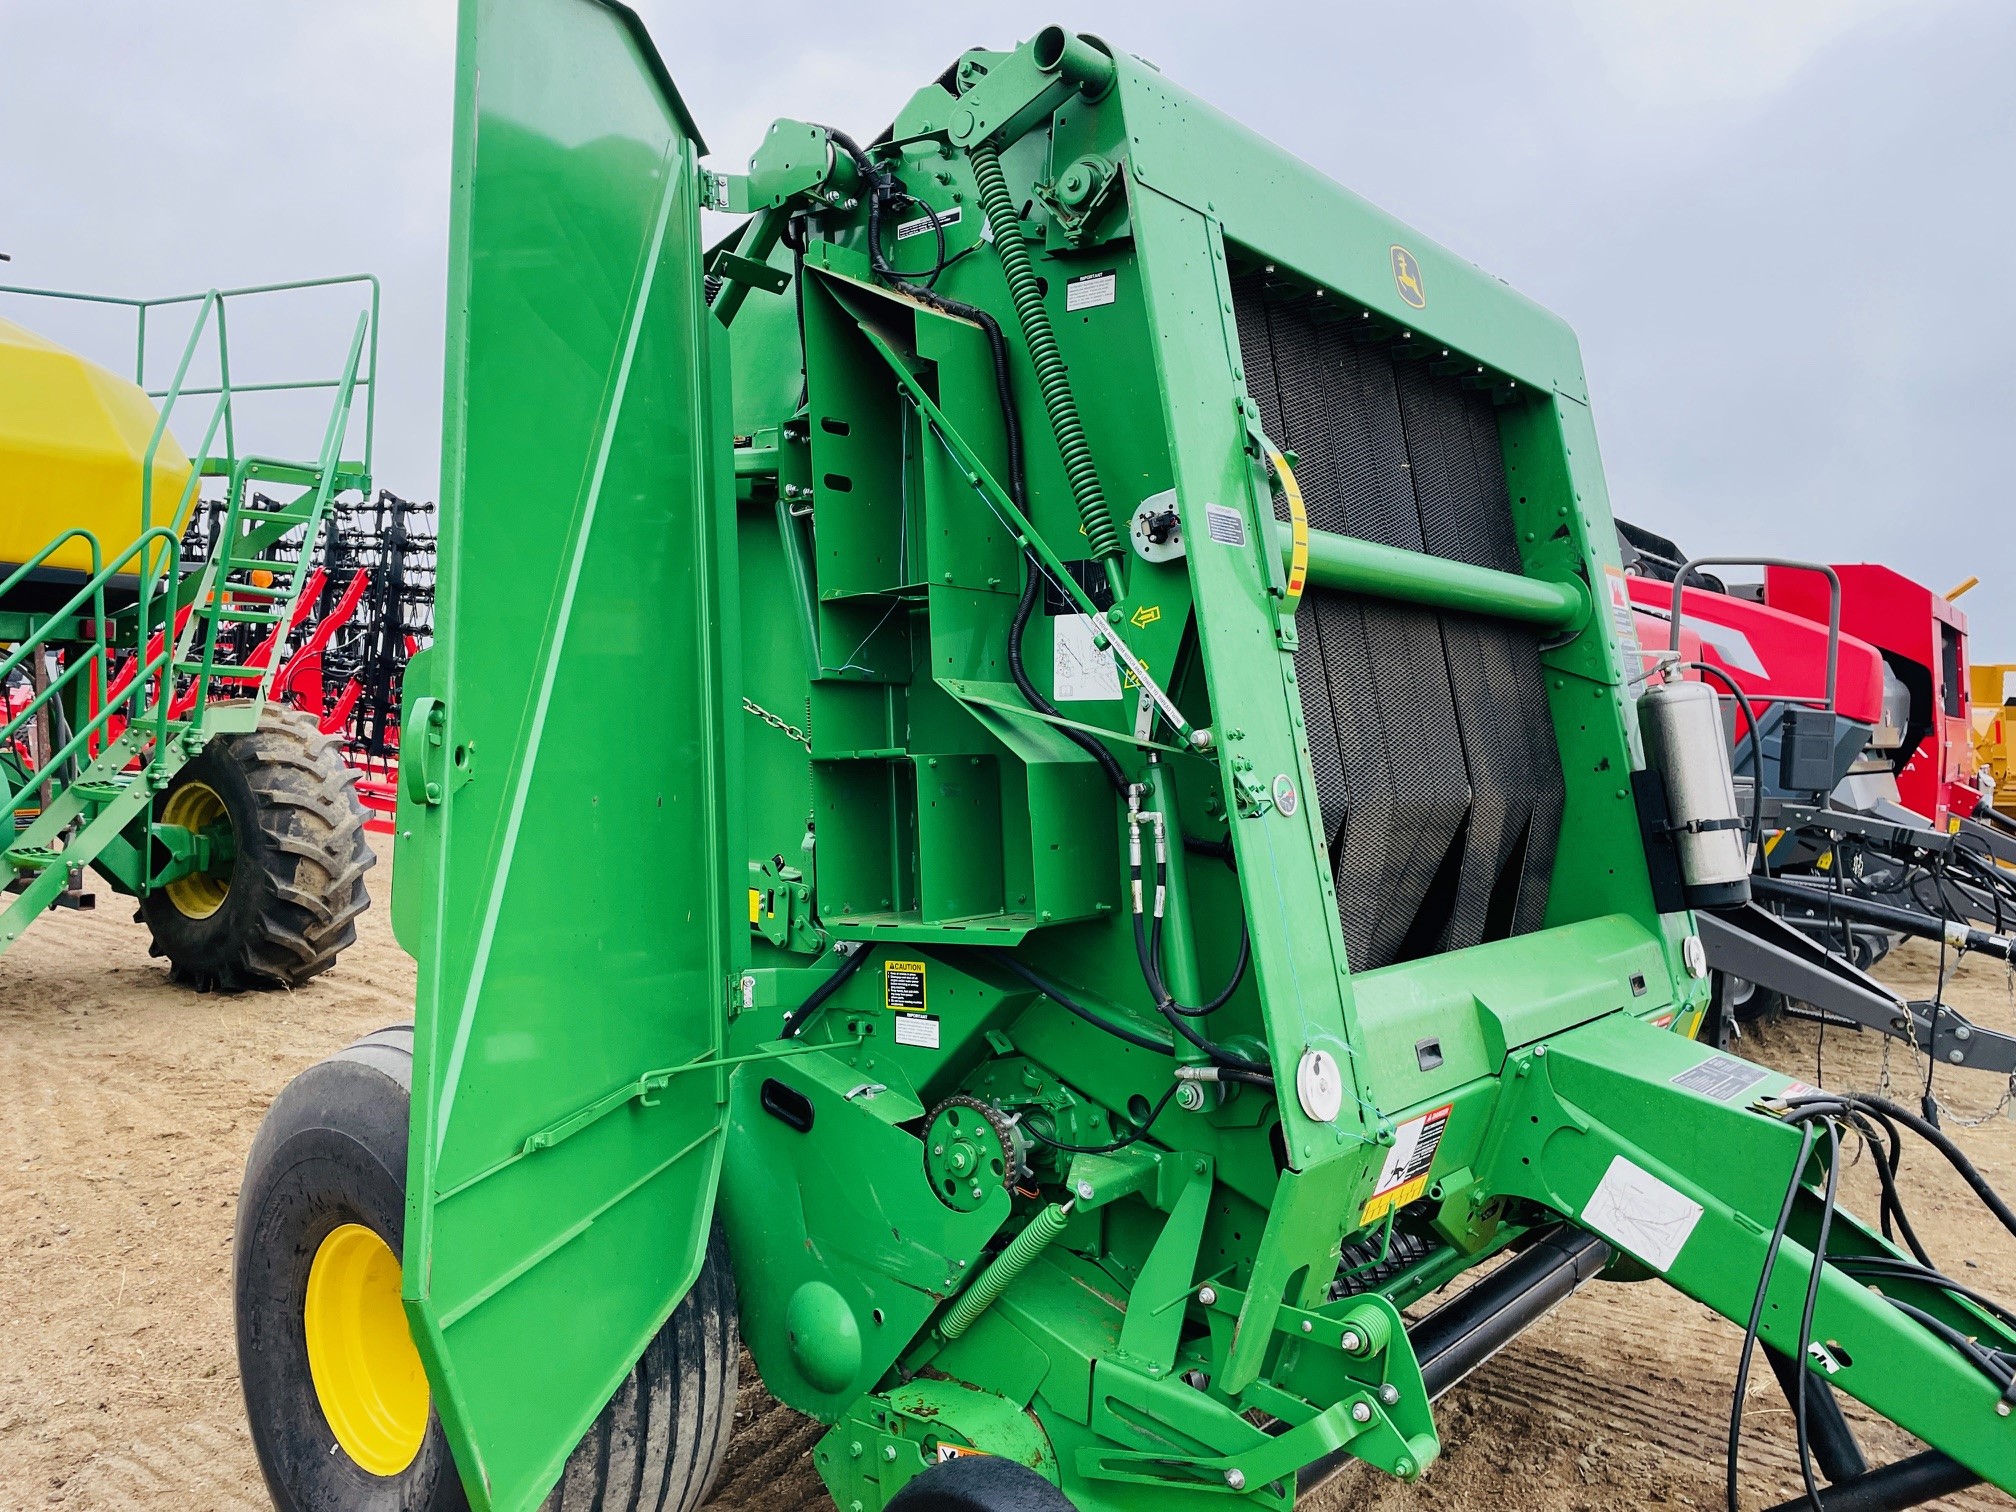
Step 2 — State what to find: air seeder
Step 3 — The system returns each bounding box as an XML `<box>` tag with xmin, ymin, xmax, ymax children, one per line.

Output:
<box><xmin>1</xmin><ymin>278</ymin><xmax>379</xmax><ymax>988</ymax></box>
<box><xmin>234</xmin><ymin>5</ymin><xmax>2016</xmax><ymax>1511</ymax></box>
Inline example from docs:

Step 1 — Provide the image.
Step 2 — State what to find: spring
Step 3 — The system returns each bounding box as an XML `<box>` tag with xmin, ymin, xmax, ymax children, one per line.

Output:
<box><xmin>965</xmin><ymin>142</ymin><xmax>1123</xmax><ymax>562</ymax></box>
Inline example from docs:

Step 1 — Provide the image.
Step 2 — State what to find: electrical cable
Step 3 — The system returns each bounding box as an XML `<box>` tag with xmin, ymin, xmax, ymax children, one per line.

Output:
<box><xmin>1728</xmin><ymin>1121</ymin><xmax>1818</xmax><ymax>1512</ymax></box>
<box><xmin>1023</xmin><ymin>1082</ymin><xmax>1180</xmax><ymax>1154</ymax></box>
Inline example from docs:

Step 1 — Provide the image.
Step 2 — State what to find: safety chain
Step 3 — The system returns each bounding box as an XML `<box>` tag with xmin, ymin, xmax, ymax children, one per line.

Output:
<box><xmin>742</xmin><ymin>696</ymin><xmax>810</xmax><ymax>751</ymax></box>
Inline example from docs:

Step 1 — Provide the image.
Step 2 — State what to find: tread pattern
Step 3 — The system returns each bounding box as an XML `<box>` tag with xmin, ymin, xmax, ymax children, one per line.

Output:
<box><xmin>541</xmin><ymin>1225</ymin><xmax>740</xmax><ymax>1512</ymax></box>
<box><xmin>147</xmin><ymin>702</ymin><xmax>374</xmax><ymax>991</ymax></box>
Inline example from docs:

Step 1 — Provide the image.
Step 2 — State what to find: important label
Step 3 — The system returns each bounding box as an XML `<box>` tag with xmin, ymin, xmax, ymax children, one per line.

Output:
<box><xmin>1053</xmin><ymin>612</ymin><xmax>1120</xmax><ymax>701</ymax></box>
<box><xmin>1670</xmin><ymin>1054</ymin><xmax>1770</xmax><ymax>1103</ymax></box>
<box><xmin>896</xmin><ymin>203</ymin><xmax>961</xmax><ymax>240</ymax></box>
<box><xmin>1065</xmin><ymin>269</ymin><xmax>1117</xmax><ymax>310</ymax></box>
<box><xmin>885</xmin><ymin>959</ymin><xmax>927</xmax><ymax>1010</ymax></box>
<box><xmin>1360</xmin><ymin>1103</ymin><xmax>1452</xmax><ymax>1223</ymax></box>
<box><xmin>1581</xmin><ymin>1154</ymin><xmax>1703</xmax><ymax>1272</ymax></box>
<box><xmin>1204</xmin><ymin>503</ymin><xmax>1247</xmax><ymax>547</ymax></box>
<box><xmin>893</xmin><ymin>1012</ymin><xmax>941</xmax><ymax>1049</ymax></box>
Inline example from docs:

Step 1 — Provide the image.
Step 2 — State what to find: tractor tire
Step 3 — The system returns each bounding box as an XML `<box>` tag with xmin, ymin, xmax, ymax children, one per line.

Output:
<box><xmin>886</xmin><ymin>1456</ymin><xmax>1077</xmax><ymax>1512</ymax></box>
<box><xmin>236</xmin><ymin>1024</ymin><xmax>740</xmax><ymax>1512</ymax></box>
<box><xmin>142</xmin><ymin>701</ymin><xmax>373</xmax><ymax>992</ymax></box>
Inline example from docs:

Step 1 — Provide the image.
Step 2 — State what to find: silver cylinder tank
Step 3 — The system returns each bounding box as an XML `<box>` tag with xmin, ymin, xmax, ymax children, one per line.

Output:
<box><xmin>1639</xmin><ymin>679</ymin><xmax>1751</xmax><ymax>908</ymax></box>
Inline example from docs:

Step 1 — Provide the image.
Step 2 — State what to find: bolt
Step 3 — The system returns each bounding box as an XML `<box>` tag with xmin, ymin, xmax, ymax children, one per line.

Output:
<box><xmin>1340</xmin><ymin>1330</ymin><xmax>1362</xmax><ymax>1353</ymax></box>
<box><xmin>1351</xmin><ymin>1401</ymin><xmax>1373</xmax><ymax>1424</ymax></box>
<box><xmin>1396</xmin><ymin>1458</ymin><xmax>1415</xmax><ymax>1478</ymax></box>
<box><xmin>1950</xmin><ymin>1050</ymin><xmax>1966</xmax><ymax>1064</ymax></box>
<box><xmin>1224</xmin><ymin>1468</ymin><xmax>1246</xmax><ymax>1490</ymax></box>
<box><xmin>1301</xmin><ymin>1320</ymin><xmax>1313</xmax><ymax>1333</ymax></box>
<box><xmin>2000</xmin><ymin>1403</ymin><xmax>2012</xmax><ymax>1418</ymax></box>
<box><xmin>849</xmin><ymin>1441</ymin><xmax>864</xmax><ymax>1459</ymax></box>
<box><xmin>1077</xmin><ymin>1180</ymin><xmax>1095</xmax><ymax>1200</ymax></box>
<box><xmin>1198</xmin><ymin>1285</ymin><xmax>1217</xmax><ymax>1306</ymax></box>
<box><xmin>882</xmin><ymin>1445</ymin><xmax>898</xmax><ymax>1462</ymax></box>
<box><xmin>1379</xmin><ymin>1383</ymin><xmax>1400</xmax><ymax>1406</ymax></box>
<box><xmin>1535</xmin><ymin>1044</ymin><xmax>1548</xmax><ymax>1057</ymax></box>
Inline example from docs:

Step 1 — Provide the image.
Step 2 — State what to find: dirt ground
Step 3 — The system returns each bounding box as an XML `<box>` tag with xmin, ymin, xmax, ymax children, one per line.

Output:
<box><xmin>3</xmin><ymin>844</ymin><xmax>2014</xmax><ymax>1510</ymax></box>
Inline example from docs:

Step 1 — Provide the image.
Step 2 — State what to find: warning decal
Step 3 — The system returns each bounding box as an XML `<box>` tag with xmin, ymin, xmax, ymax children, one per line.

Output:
<box><xmin>1204</xmin><ymin>503</ymin><xmax>1246</xmax><ymax>547</ymax></box>
<box><xmin>885</xmin><ymin>960</ymin><xmax>927</xmax><ymax>1010</ymax></box>
<box><xmin>1581</xmin><ymin>1155</ymin><xmax>1702</xmax><ymax>1272</ymax></box>
<box><xmin>1604</xmin><ymin>564</ymin><xmax>1646</xmax><ymax>694</ymax></box>
<box><xmin>897</xmin><ymin>204</ymin><xmax>961</xmax><ymax>240</ymax></box>
<box><xmin>1360</xmin><ymin>1103</ymin><xmax>1452</xmax><ymax>1224</ymax></box>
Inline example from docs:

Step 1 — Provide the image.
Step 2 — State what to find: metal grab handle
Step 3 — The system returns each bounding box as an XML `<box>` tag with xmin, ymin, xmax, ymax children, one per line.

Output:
<box><xmin>1669</xmin><ymin>556</ymin><xmax>1842</xmax><ymax>714</ymax></box>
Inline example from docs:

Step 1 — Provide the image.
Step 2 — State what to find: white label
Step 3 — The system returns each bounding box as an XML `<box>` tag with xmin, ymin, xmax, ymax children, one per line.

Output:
<box><xmin>897</xmin><ymin>204</ymin><xmax>960</xmax><ymax>240</ymax></box>
<box><xmin>1204</xmin><ymin>503</ymin><xmax>1247</xmax><ymax>547</ymax></box>
<box><xmin>1604</xmin><ymin>566</ymin><xmax>1646</xmax><ymax>694</ymax></box>
<box><xmin>1066</xmin><ymin>270</ymin><xmax>1117</xmax><ymax>310</ymax></box>
<box><xmin>893</xmin><ymin>1012</ymin><xmax>940</xmax><ymax>1048</ymax></box>
<box><xmin>1053</xmin><ymin>612</ymin><xmax>1120</xmax><ymax>701</ymax></box>
<box><xmin>1581</xmin><ymin>1154</ymin><xmax>1703</xmax><ymax>1272</ymax></box>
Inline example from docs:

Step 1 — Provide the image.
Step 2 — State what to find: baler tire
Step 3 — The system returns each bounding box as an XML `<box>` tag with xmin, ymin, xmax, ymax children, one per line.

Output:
<box><xmin>142</xmin><ymin>701</ymin><xmax>373</xmax><ymax>992</ymax></box>
<box><xmin>539</xmin><ymin>1226</ymin><xmax>740</xmax><ymax>1512</ymax></box>
<box><xmin>885</xmin><ymin>1455</ymin><xmax>1077</xmax><ymax>1512</ymax></box>
<box><xmin>235</xmin><ymin>1023</ymin><xmax>466</xmax><ymax>1511</ymax></box>
<box><xmin>237</xmin><ymin>1023</ymin><xmax>741</xmax><ymax>1512</ymax></box>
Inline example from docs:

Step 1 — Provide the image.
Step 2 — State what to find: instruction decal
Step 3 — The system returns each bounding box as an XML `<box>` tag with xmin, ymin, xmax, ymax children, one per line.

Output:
<box><xmin>1204</xmin><ymin>503</ymin><xmax>1247</xmax><ymax>547</ymax></box>
<box><xmin>1054</xmin><ymin>612</ymin><xmax>1121</xmax><ymax>701</ymax></box>
<box><xmin>1581</xmin><ymin>1154</ymin><xmax>1703</xmax><ymax>1272</ymax></box>
<box><xmin>1360</xmin><ymin>1103</ymin><xmax>1452</xmax><ymax>1223</ymax></box>
<box><xmin>896</xmin><ymin>204</ymin><xmax>961</xmax><ymax>240</ymax></box>
<box><xmin>1066</xmin><ymin>269</ymin><xmax>1118</xmax><ymax>311</ymax></box>
<box><xmin>1670</xmin><ymin>1054</ymin><xmax>1769</xmax><ymax>1103</ymax></box>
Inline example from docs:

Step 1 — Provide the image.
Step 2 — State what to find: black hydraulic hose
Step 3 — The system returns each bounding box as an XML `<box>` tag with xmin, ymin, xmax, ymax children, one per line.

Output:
<box><xmin>990</xmin><ymin>952</ymin><xmax>1173</xmax><ymax>1055</ymax></box>
<box><xmin>1824</xmin><ymin>1093</ymin><xmax>2016</xmax><ymax>1241</ymax></box>
<box><xmin>965</xmin><ymin>140</ymin><xmax>1124</xmax><ymax>563</ymax></box>
<box><xmin>779</xmin><ymin>944</ymin><xmax>874</xmax><ymax>1040</ymax></box>
<box><xmin>1151</xmin><ymin>909</ymin><xmax>1250</xmax><ymax>1017</ymax></box>
<box><xmin>1729</xmin><ymin>1121</ymin><xmax>1820</xmax><ymax>1512</ymax></box>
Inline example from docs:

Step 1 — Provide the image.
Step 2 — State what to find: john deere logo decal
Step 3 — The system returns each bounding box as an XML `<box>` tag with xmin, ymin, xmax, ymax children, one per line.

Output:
<box><xmin>1391</xmin><ymin>245</ymin><xmax>1426</xmax><ymax>309</ymax></box>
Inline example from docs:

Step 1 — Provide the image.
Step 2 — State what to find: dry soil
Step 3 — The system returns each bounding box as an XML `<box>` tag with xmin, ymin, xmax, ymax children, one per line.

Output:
<box><xmin>3</xmin><ymin>845</ymin><xmax>2013</xmax><ymax>1510</ymax></box>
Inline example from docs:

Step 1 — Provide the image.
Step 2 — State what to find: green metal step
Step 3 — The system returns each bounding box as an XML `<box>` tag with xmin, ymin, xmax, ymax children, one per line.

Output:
<box><xmin>5</xmin><ymin>846</ymin><xmax>62</xmax><ymax>872</ymax></box>
<box><xmin>69</xmin><ymin>782</ymin><xmax>128</xmax><ymax>806</ymax></box>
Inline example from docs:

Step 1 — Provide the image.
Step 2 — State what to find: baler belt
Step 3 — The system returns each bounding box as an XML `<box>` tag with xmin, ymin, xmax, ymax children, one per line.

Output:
<box><xmin>1231</xmin><ymin>274</ymin><xmax>1565</xmax><ymax>967</ymax></box>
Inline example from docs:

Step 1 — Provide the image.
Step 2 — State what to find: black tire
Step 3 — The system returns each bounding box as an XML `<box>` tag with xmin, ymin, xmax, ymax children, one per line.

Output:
<box><xmin>886</xmin><ymin>1456</ymin><xmax>1077</xmax><ymax>1512</ymax></box>
<box><xmin>142</xmin><ymin>701</ymin><xmax>373</xmax><ymax>991</ymax></box>
<box><xmin>236</xmin><ymin>1024</ymin><xmax>740</xmax><ymax>1512</ymax></box>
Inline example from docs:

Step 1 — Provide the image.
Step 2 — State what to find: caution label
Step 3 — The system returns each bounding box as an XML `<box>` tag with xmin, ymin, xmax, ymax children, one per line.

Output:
<box><xmin>885</xmin><ymin>960</ymin><xmax>927</xmax><ymax>1010</ymax></box>
<box><xmin>897</xmin><ymin>203</ymin><xmax>961</xmax><ymax>240</ymax></box>
<box><xmin>1604</xmin><ymin>564</ymin><xmax>1646</xmax><ymax>694</ymax></box>
<box><xmin>1360</xmin><ymin>1103</ymin><xmax>1452</xmax><ymax>1224</ymax></box>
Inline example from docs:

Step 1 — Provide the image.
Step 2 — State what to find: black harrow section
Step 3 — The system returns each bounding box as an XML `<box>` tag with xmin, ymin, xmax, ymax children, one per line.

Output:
<box><xmin>1232</xmin><ymin>274</ymin><xmax>1565</xmax><ymax>969</ymax></box>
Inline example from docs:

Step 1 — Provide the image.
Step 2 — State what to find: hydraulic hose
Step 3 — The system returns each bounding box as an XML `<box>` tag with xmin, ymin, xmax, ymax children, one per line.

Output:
<box><xmin>965</xmin><ymin>141</ymin><xmax>1125</xmax><ymax>577</ymax></box>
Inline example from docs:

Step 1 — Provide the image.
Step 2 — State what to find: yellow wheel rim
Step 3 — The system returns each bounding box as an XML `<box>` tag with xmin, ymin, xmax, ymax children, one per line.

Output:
<box><xmin>304</xmin><ymin>1223</ymin><xmax>430</xmax><ymax>1477</ymax></box>
<box><xmin>160</xmin><ymin>780</ymin><xmax>231</xmax><ymax>919</ymax></box>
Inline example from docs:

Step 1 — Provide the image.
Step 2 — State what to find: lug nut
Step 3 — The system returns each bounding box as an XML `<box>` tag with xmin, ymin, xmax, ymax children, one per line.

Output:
<box><xmin>1379</xmin><ymin>1383</ymin><xmax>1400</xmax><ymax>1405</ymax></box>
<box><xmin>1340</xmin><ymin>1329</ymin><xmax>1362</xmax><ymax>1352</ymax></box>
<box><xmin>1198</xmin><ymin>1285</ymin><xmax>1217</xmax><ymax>1306</ymax></box>
<box><xmin>1224</xmin><ymin>1468</ymin><xmax>1246</xmax><ymax>1490</ymax></box>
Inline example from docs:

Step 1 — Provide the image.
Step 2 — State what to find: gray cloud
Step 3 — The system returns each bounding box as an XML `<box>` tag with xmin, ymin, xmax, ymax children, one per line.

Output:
<box><xmin>4</xmin><ymin>1</ymin><xmax>2007</xmax><ymax>651</ymax></box>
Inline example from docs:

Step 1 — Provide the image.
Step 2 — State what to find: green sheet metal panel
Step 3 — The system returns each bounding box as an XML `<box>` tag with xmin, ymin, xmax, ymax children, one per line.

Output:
<box><xmin>396</xmin><ymin>1</ymin><xmax>736</xmax><ymax>1507</ymax></box>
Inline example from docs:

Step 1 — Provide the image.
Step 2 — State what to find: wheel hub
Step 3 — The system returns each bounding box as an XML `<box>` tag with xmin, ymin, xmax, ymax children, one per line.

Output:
<box><xmin>303</xmin><ymin>1223</ymin><xmax>430</xmax><ymax>1476</ymax></box>
<box><xmin>159</xmin><ymin>779</ymin><xmax>233</xmax><ymax>919</ymax></box>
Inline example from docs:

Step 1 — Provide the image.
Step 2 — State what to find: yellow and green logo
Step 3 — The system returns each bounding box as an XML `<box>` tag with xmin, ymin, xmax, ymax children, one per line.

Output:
<box><xmin>1391</xmin><ymin>245</ymin><xmax>1426</xmax><ymax>310</ymax></box>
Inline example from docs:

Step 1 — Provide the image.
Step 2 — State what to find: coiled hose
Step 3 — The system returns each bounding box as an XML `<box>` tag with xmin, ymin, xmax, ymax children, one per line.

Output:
<box><xmin>965</xmin><ymin>141</ymin><xmax>1124</xmax><ymax>566</ymax></box>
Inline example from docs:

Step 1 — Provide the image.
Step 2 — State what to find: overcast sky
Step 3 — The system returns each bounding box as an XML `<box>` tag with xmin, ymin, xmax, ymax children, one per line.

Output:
<box><xmin>3</xmin><ymin>1</ymin><xmax>2010</xmax><ymax>651</ymax></box>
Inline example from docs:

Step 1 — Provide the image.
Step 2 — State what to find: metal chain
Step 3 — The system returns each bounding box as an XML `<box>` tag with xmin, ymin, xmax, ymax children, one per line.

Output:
<box><xmin>742</xmin><ymin>696</ymin><xmax>810</xmax><ymax>750</ymax></box>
